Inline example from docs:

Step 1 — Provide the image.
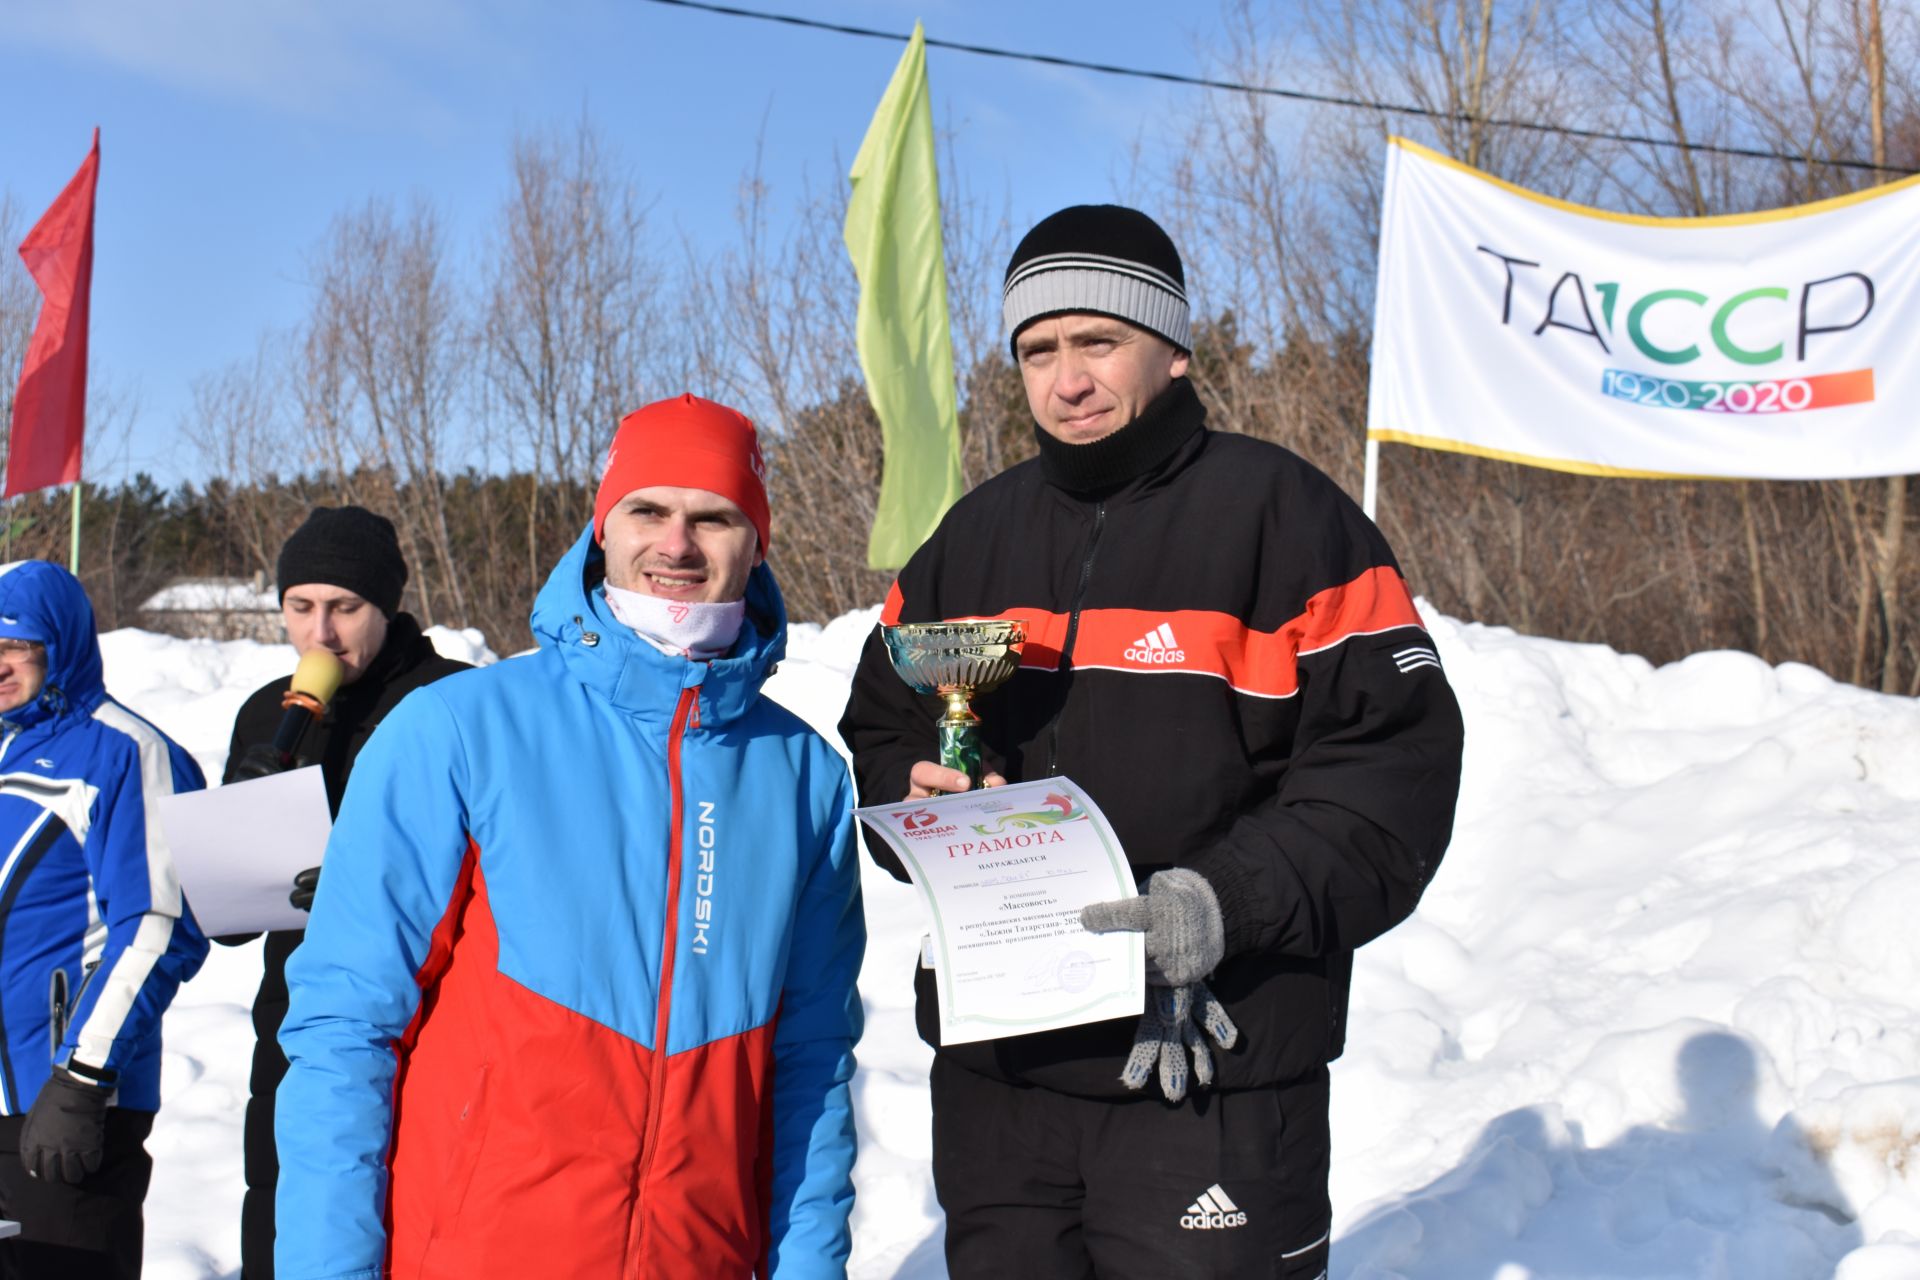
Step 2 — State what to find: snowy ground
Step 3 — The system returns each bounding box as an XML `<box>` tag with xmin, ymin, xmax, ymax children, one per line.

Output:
<box><xmin>98</xmin><ymin>606</ymin><xmax>1920</xmax><ymax>1279</ymax></box>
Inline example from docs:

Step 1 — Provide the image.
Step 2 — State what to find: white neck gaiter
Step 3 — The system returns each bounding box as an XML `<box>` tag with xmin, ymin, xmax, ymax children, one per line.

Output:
<box><xmin>603</xmin><ymin>584</ymin><xmax>747</xmax><ymax>661</ymax></box>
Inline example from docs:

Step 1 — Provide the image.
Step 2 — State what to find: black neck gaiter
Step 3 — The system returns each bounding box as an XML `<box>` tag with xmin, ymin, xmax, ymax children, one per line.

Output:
<box><xmin>1033</xmin><ymin>377</ymin><xmax>1206</xmax><ymax>496</ymax></box>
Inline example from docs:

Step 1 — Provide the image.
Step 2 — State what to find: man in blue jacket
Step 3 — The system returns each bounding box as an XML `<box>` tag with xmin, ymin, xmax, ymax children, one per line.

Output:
<box><xmin>0</xmin><ymin>560</ymin><xmax>209</xmax><ymax>1279</ymax></box>
<box><xmin>276</xmin><ymin>394</ymin><xmax>865</xmax><ymax>1280</ymax></box>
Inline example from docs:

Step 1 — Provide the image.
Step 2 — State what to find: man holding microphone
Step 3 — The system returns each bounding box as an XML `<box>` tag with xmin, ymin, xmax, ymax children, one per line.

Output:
<box><xmin>216</xmin><ymin>506</ymin><xmax>468</xmax><ymax>1279</ymax></box>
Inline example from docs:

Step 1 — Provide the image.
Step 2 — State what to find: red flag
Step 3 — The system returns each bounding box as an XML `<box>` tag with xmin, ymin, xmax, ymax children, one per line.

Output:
<box><xmin>6</xmin><ymin>128</ymin><xmax>100</xmax><ymax>498</ymax></box>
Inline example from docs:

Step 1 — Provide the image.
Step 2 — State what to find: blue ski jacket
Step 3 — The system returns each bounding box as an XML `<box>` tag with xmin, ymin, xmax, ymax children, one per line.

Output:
<box><xmin>0</xmin><ymin>560</ymin><xmax>208</xmax><ymax>1113</ymax></box>
<box><xmin>277</xmin><ymin>527</ymin><xmax>864</xmax><ymax>1280</ymax></box>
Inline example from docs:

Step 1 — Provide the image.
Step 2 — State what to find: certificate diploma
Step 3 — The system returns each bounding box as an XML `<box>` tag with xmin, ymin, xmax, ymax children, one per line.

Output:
<box><xmin>856</xmin><ymin>777</ymin><xmax>1143</xmax><ymax>1045</ymax></box>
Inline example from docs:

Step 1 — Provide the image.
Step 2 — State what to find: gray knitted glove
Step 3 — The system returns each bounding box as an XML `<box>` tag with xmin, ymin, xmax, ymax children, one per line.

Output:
<box><xmin>1116</xmin><ymin>981</ymin><xmax>1239</xmax><ymax>1102</ymax></box>
<box><xmin>1082</xmin><ymin>868</ymin><xmax>1237</xmax><ymax>1101</ymax></box>
<box><xmin>1080</xmin><ymin>867</ymin><xmax>1225</xmax><ymax>986</ymax></box>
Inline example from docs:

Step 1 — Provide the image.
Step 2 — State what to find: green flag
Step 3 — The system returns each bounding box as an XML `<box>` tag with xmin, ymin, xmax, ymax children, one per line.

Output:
<box><xmin>846</xmin><ymin>22</ymin><xmax>965</xmax><ymax>571</ymax></box>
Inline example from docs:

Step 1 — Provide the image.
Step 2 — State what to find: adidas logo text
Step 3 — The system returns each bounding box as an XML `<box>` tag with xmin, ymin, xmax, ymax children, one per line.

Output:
<box><xmin>1124</xmin><ymin>622</ymin><xmax>1186</xmax><ymax>665</ymax></box>
<box><xmin>1179</xmin><ymin>1183</ymin><xmax>1247</xmax><ymax>1230</ymax></box>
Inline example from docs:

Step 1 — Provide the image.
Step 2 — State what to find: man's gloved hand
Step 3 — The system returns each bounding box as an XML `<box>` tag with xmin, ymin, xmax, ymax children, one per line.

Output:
<box><xmin>289</xmin><ymin>866</ymin><xmax>321</xmax><ymax>913</ymax></box>
<box><xmin>1081</xmin><ymin>867</ymin><xmax>1225</xmax><ymax>986</ymax></box>
<box><xmin>20</xmin><ymin>1067</ymin><xmax>111</xmax><ymax>1183</ymax></box>
<box><xmin>1082</xmin><ymin>868</ymin><xmax>1236</xmax><ymax>1102</ymax></box>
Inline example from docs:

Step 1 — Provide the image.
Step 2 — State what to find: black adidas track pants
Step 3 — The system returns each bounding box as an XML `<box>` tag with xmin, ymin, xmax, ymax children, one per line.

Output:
<box><xmin>931</xmin><ymin>1057</ymin><xmax>1332</xmax><ymax>1279</ymax></box>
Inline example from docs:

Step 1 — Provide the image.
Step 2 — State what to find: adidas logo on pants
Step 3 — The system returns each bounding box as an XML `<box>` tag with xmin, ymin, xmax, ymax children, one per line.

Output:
<box><xmin>1179</xmin><ymin>1184</ymin><xmax>1247</xmax><ymax>1229</ymax></box>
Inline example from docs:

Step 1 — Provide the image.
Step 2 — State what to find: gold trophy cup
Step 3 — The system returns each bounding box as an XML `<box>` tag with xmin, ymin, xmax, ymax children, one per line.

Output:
<box><xmin>882</xmin><ymin>620</ymin><xmax>1027</xmax><ymax>790</ymax></box>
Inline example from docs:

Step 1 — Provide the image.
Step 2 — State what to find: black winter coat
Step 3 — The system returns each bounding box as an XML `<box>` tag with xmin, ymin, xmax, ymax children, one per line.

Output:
<box><xmin>217</xmin><ymin>614</ymin><xmax>468</xmax><ymax>1201</ymax></box>
<box><xmin>839</xmin><ymin>379</ymin><xmax>1465</xmax><ymax>1097</ymax></box>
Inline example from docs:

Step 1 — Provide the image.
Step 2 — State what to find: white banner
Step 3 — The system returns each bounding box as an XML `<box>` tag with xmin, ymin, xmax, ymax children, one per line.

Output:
<box><xmin>1367</xmin><ymin>137</ymin><xmax>1920</xmax><ymax>480</ymax></box>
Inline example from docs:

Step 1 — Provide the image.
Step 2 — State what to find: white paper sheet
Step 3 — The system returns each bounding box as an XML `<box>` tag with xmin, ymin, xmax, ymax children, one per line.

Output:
<box><xmin>159</xmin><ymin>766</ymin><xmax>332</xmax><ymax>935</ymax></box>
<box><xmin>857</xmin><ymin>777</ymin><xmax>1143</xmax><ymax>1045</ymax></box>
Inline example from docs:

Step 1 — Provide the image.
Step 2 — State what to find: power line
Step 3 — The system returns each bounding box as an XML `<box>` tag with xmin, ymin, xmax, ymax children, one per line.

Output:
<box><xmin>638</xmin><ymin>0</ymin><xmax>1917</xmax><ymax>178</ymax></box>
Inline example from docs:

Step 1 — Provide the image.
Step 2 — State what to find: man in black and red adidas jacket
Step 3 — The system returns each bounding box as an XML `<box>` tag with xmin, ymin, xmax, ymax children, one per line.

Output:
<box><xmin>839</xmin><ymin>204</ymin><xmax>1464</xmax><ymax>1280</ymax></box>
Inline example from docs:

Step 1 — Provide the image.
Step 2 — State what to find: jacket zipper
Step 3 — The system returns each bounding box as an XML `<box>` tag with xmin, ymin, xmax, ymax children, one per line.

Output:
<box><xmin>47</xmin><ymin>968</ymin><xmax>68</xmax><ymax>1062</ymax></box>
<box><xmin>630</xmin><ymin>685</ymin><xmax>698</xmax><ymax>1272</ymax></box>
<box><xmin>1048</xmin><ymin>501</ymin><xmax>1106</xmax><ymax>775</ymax></box>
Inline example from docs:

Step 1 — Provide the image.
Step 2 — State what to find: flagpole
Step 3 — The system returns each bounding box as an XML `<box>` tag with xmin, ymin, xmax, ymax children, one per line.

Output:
<box><xmin>1362</xmin><ymin>437</ymin><xmax>1381</xmax><ymax>522</ymax></box>
<box><xmin>69</xmin><ymin>483</ymin><xmax>81</xmax><ymax>574</ymax></box>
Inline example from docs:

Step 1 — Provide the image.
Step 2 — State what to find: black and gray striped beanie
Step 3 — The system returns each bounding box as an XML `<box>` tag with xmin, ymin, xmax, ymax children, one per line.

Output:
<box><xmin>1002</xmin><ymin>204</ymin><xmax>1190</xmax><ymax>354</ymax></box>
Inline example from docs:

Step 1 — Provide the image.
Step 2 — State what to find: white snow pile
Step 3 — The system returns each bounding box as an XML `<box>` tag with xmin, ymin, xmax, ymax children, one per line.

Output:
<box><xmin>93</xmin><ymin>606</ymin><xmax>1920</xmax><ymax>1279</ymax></box>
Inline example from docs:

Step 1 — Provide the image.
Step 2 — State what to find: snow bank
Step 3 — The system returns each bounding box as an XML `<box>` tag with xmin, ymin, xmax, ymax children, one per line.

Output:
<box><xmin>1331</xmin><ymin>613</ymin><xmax>1920</xmax><ymax>1280</ymax></box>
<box><xmin>95</xmin><ymin>608</ymin><xmax>1920</xmax><ymax>1278</ymax></box>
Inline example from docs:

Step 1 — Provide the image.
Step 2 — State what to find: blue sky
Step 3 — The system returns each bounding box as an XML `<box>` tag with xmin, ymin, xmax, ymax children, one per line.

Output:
<box><xmin>0</xmin><ymin>0</ymin><xmax>1278</xmax><ymax>487</ymax></box>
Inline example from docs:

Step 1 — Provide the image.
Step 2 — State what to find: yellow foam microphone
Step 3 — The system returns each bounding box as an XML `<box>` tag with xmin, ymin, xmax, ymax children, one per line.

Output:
<box><xmin>285</xmin><ymin>648</ymin><xmax>347</xmax><ymax>716</ymax></box>
<box><xmin>233</xmin><ymin>649</ymin><xmax>347</xmax><ymax>780</ymax></box>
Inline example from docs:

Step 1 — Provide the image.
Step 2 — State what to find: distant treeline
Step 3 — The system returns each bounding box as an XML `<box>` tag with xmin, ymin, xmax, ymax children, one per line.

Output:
<box><xmin>5</xmin><ymin>0</ymin><xmax>1919</xmax><ymax>686</ymax></box>
<box><xmin>2</xmin><ymin>471</ymin><xmax>597</xmax><ymax>647</ymax></box>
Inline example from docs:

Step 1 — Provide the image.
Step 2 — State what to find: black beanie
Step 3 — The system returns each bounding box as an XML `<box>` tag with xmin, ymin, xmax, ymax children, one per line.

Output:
<box><xmin>275</xmin><ymin>506</ymin><xmax>408</xmax><ymax>617</ymax></box>
<box><xmin>1002</xmin><ymin>204</ymin><xmax>1190</xmax><ymax>353</ymax></box>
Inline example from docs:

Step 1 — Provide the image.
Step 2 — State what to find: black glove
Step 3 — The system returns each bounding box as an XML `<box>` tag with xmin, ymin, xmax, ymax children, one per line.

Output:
<box><xmin>20</xmin><ymin>1067</ymin><xmax>111</xmax><ymax>1183</ymax></box>
<box><xmin>231</xmin><ymin>741</ymin><xmax>290</xmax><ymax>781</ymax></box>
<box><xmin>289</xmin><ymin>866</ymin><xmax>321</xmax><ymax>913</ymax></box>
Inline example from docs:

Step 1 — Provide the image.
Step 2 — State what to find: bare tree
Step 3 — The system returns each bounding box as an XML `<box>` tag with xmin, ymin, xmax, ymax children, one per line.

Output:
<box><xmin>1857</xmin><ymin>0</ymin><xmax>1905</xmax><ymax>691</ymax></box>
<box><xmin>1</xmin><ymin>194</ymin><xmax>39</xmax><ymax>517</ymax></box>
<box><xmin>481</xmin><ymin>115</ymin><xmax>663</xmax><ymax>585</ymax></box>
<box><xmin>307</xmin><ymin>199</ymin><xmax>470</xmax><ymax>625</ymax></box>
<box><xmin>691</xmin><ymin>158</ymin><xmax>883</xmax><ymax>620</ymax></box>
<box><xmin>181</xmin><ymin>336</ymin><xmax>310</xmax><ymax>580</ymax></box>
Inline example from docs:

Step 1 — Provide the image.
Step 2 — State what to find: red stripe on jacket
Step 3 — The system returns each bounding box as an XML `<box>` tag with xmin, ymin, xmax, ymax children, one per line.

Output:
<box><xmin>911</xmin><ymin>566</ymin><xmax>1423</xmax><ymax>698</ymax></box>
<box><xmin>632</xmin><ymin>685</ymin><xmax>697</xmax><ymax>1265</ymax></box>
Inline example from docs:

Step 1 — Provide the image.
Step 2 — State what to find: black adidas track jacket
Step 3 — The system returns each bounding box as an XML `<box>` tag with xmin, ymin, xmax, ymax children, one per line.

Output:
<box><xmin>839</xmin><ymin>379</ymin><xmax>1465</xmax><ymax>1097</ymax></box>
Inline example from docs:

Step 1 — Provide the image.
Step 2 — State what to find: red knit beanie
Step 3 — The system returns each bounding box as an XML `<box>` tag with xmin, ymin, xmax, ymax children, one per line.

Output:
<box><xmin>593</xmin><ymin>394</ymin><xmax>771</xmax><ymax>550</ymax></box>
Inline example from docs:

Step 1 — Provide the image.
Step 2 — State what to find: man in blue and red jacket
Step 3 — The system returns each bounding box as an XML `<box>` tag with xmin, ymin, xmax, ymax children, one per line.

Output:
<box><xmin>0</xmin><ymin>559</ymin><xmax>208</xmax><ymax>1280</ymax></box>
<box><xmin>275</xmin><ymin>395</ymin><xmax>865</xmax><ymax>1280</ymax></box>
